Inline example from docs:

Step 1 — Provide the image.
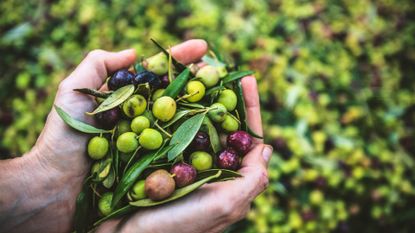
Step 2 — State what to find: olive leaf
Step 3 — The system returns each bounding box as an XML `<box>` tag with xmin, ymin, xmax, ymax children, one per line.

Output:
<box><xmin>111</xmin><ymin>145</ymin><xmax>175</xmax><ymax>208</ymax></box>
<box><xmin>222</xmin><ymin>70</ymin><xmax>255</xmax><ymax>84</ymax></box>
<box><xmin>247</xmin><ymin>126</ymin><xmax>264</xmax><ymax>139</ymax></box>
<box><xmin>178</xmin><ymin>102</ymin><xmax>205</xmax><ymax>109</ymax></box>
<box><xmin>206</xmin><ymin>85</ymin><xmax>225</xmax><ymax>96</ymax></box>
<box><xmin>54</xmin><ymin>105</ymin><xmax>111</xmax><ymax>134</ymax></box>
<box><xmin>202</xmin><ymin>54</ymin><xmax>226</xmax><ymax>68</ymax></box>
<box><xmin>163</xmin><ymin>109</ymin><xmax>192</xmax><ymax>128</ymax></box>
<box><xmin>167</xmin><ymin>112</ymin><xmax>206</xmax><ymax>161</ymax></box>
<box><xmin>86</xmin><ymin>84</ymin><xmax>135</xmax><ymax>115</ymax></box>
<box><xmin>74</xmin><ymin>177</ymin><xmax>93</xmax><ymax>233</ymax></box>
<box><xmin>130</xmin><ymin>170</ymin><xmax>222</xmax><ymax>207</ymax></box>
<box><xmin>73</xmin><ymin>88</ymin><xmax>112</xmax><ymax>98</ymax></box>
<box><xmin>203</xmin><ymin>117</ymin><xmax>221</xmax><ymax>153</ymax></box>
<box><xmin>102</xmin><ymin>167</ymin><xmax>116</xmax><ymax>189</ymax></box>
<box><xmin>235</xmin><ymin>80</ymin><xmax>247</xmax><ymax>131</ymax></box>
<box><xmin>163</xmin><ymin>68</ymin><xmax>190</xmax><ymax>98</ymax></box>
<box><xmin>196</xmin><ymin>169</ymin><xmax>242</xmax><ymax>182</ymax></box>
<box><xmin>150</xmin><ymin>38</ymin><xmax>187</xmax><ymax>72</ymax></box>
<box><xmin>93</xmin><ymin>205</ymin><xmax>135</xmax><ymax>226</ymax></box>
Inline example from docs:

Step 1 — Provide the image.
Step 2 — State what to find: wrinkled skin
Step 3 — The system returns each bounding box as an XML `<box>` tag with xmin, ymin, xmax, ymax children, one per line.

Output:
<box><xmin>0</xmin><ymin>40</ymin><xmax>272</xmax><ymax>233</ymax></box>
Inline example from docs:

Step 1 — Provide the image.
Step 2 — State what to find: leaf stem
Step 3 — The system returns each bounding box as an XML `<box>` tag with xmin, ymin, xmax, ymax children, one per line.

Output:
<box><xmin>154</xmin><ymin>121</ymin><xmax>172</xmax><ymax>138</ymax></box>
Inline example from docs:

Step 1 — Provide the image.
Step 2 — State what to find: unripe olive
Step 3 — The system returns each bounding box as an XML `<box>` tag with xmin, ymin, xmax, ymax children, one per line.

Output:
<box><xmin>185</xmin><ymin>81</ymin><xmax>205</xmax><ymax>102</ymax></box>
<box><xmin>221</xmin><ymin>115</ymin><xmax>239</xmax><ymax>132</ymax></box>
<box><xmin>196</xmin><ymin>65</ymin><xmax>219</xmax><ymax>88</ymax></box>
<box><xmin>117</xmin><ymin>120</ymin><xmax>131</xmax><ymax>135</ymax></box>
<box><xmin>116</xmin><ymin>132</ymin><xmax>139</xmax><ymax>153</ymax></box>
<box><xmin>190</xmin><ymin>151</ymin><xmax>213</xmax><ymax>171</ymax></box>
<box><xmin>217</xmin><ymin>66</ymin><xmax>228</xmax><ymax>78</ymax></box>
<box><xmin>217</xmin><ymin>89</ymin><xmax>237</xmax><ymax>111</ymax></box>
<box><xmin>145</xmin><ymin>169</ymin><xmax>175</xmax><ymax>201</ymax></box>
<box><xmin>91</xmin><ymin>162</ymin><xmax>100</xmax><ymax>174</ymax></box>
<box><xmin>208</xmin><ymin>103</ymin><xmax>227</xmax><ymax>122</ymax></box>
<box><xmin>152</xmin><ymin>96</ymin><xmax>177</xmax><ymax>122</ymax></box>
<box><xmin>129</xmin><ymin>180</ymin><xmax>147</xmax><ymax>200</ymax></box>
<box><xmin>88</xmin><ymin>136</ymin><xmax>109</xmax><ymax>160</ymax></box>
<box><xmin>143</xmin><ymin>52</ymin><xmax>168</xmax><ymax>75</ymax></box>
<box><xmin>98</xmin><ymin>192</ymin><xmax>113</xmax><ymax>216</ymax></box>
<box><xmin>139</xmin><ymin>128</ymin><xmax>163</xmax><ymax>150</ymax></box>
<box><xmin>122</xmin><ymin>94</ymin><xmax>147</xmax><ymax>118</ymax></box>
<box><xmin>131</xmin><ymin>116</ymin><xmax>150</xmax><ymax>134</ymax></box>
<box><xmin>152</xmin><ymin>89</ymin><xmax>165</xmax><ymax>101</ymax></box>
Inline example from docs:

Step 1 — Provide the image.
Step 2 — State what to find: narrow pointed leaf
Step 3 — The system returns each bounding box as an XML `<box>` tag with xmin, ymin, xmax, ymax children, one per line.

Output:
<box><xmin>74</xmin><ymin>177</ymin><xmax>93</xmax><ymax>233</ymax></box>
<box><xmin>223</xmin><ymin>71</ymin><xmax>255</xmax><ymax>84</ymax></box>
<box><xmin>196</xmin><ymin>169</ymin><xmax>242</xmax><ymax>182</ymax></box>
<box><xmin>73</xmin><ymin>88</ymin><xmax>112</xmax><ymax>98</ymax></box>
<box><xmin>163</xmin><ymin>109</ymin><xmax>191</xmax><ymax>128</ymax></box>
<box><xmin>163</xmin><ymin>68</ymin><xmax>190</xmax><ymax>98</ymax></box>
<box><xmin>87</xmin><ymin>84</ymin><xmax>134</xmax><ymax>115</ymax></box>
<box><xmin>203</xmin><ymin>117</ymin><xmax>221</xmax><ymax>153</ymax></box>
<box><xmin>93</xmin><ymin>205</ymin><xmax>135</xmax><ymax>226</ymax></box>
<box><xmin>150</xmin><ymin>38</ymin><xmax>186</xmax><ymax>72</ymax></box>
<box><xmin>235</xmin><ymin>80</ymin><xmax>247</xmax><ymax>131</ymax></box>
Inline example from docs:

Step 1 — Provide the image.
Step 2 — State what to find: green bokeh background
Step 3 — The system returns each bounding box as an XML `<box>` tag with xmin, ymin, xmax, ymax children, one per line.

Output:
<box><xmin>1</xmin><ymin>0</ymin><xmax>415</xmax><ymax>232</ymax></box>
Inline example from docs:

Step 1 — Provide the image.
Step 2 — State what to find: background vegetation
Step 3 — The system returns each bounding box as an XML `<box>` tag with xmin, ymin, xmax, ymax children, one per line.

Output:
<box><xmin>1</xmin><ymin>0</ymin><xmax>415</xmax><ymax>232</ymax></box>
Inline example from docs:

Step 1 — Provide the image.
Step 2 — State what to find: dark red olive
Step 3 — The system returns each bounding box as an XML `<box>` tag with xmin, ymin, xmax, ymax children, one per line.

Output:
<box><xmin>160</xmin><ymin>75</ymin><xmax>170</xmax><ymax>88</ymax></box>
<box><xmin>108</xmin><ymin>69</ymin><xmax>134</xmax><ymax>90</ymax></box>
<box><xmin>217</xmin><ymin>148</ymin><xmax>240</xmax><ymax>171</ymax></box>
<box><xmin>170</xmin><ymin>163</ymin><xmax>197</xmax><ymax>187</ymax></box>
<box><xmin>95</xmin><ymin>107</ymin><xmax>121</xmax><ymax>130</ymax></box>
<box><xmin>190</xmin><ymin>131</ymin><xmax>210</xmax><ymax>151</ymax></box>
<box><xmin>226</xmin><ymin>131</ymin><xmax>252</xmax><ymax>155</ymax></box>
<box><xmin>133</xmin><ymin>71</ymin><xmax>161</xmax><ymax>88</ymax></box>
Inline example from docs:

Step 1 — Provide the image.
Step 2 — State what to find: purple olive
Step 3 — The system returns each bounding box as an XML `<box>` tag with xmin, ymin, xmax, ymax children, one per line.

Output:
<box><xmin>190</xmin><ymin>131</ymin><xmax>210</xmax><ymax>151</ymax></box>
<box><xmin>108</xmin><ymin>69</ymin><xmax>134</xmax><ymax>90</ymax></box>
<box><xmin>133</xmin><ymin>71</ymin><xmax>161</xmax><ymax>88</ymax></box>
<box><xmin>95</xmin><ymin>107</ymin><xmax>121</xmax><ymax>130</ymax></box>
<box><xmin>170</xmin><ymin>163</ymin><xmax>197</xmax><ymax>187</ymax></box>
<box><xmin>160</xmin><ymin>75</ymin><xmax>170</xmax><ymax>88</ymax></box>
<box><xmin>217</xmin><ymin>148</ymin><xmax>240</xmax><ymax>171</ymax></box>
<box><xmin>226</xmin><ymin>131</ymin><xmax>253</xmax><ymax>155</ymax></box>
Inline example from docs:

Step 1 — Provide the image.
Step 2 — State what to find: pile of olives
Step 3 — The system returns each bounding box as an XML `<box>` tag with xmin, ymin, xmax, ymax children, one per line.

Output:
<box><xmin>56</xmin><ymin>42</ymin><xmax>257</xmax><ymax>230</ymax></box>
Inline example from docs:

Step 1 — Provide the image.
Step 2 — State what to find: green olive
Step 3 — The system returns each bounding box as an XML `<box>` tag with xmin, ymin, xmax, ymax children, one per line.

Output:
<box><xmin>91</xmin><ymin>162</ymin><xmax>100</xmax><ymax>174</ymax></box>
<box><xmin>143</xmin><ymin>52</ymin><xmax>168</xmax><ymax>75</ymax></box>
<box><xmin>87</xmin><ymin>136</ymin><xmax>109</xmax><ymax>160</ymax></box>
<box><xmin>98</xmin><ymin>192</ymin><xmax>113</xmax><ymax>216</ymax></box>
<box><xmin>152</xmin><ymin>96</ymin><xmax>177</xmax><ymax>122</ymax></box>
<box><xmin>185</xmin><ymin>81</ymin><xmax>205</xmax><ymax>102</ymax></box>
<box><xmin>190</xmin><ymin>151</ymin><xmax>213</xmax><ymax>171</ymax></box>
<box><xmin>152</xmin><ymin>89</ymin><xmax>165</xmax><ymax>101</ymax></box>
<box><xmin>139</xmin><ymin>128</ymin><xmax>163</xmax><ymax>150</ymax></box>
<box><xmin>217</xmin><ymin>66</ymin><xmax>228</xmax><ymax>78</ymax></box>
<box><xmin>129</xmin><ymin>180</ymin><xmax>147</xmax><ymax>200</ymax></box>
<box><xmin>208</xmin><ymin>103</ymin><xmax>227</xmax><ymax>122</ymax></box>
<box><xmin>117</xmin><ymin>120</ymin><xmax>131</xmax><ymax>135</ymax></box>
<box><xmin>116</xmin><ymin>132</ymin><xmax>139</xmax><ymax>153</ymax></box>
<box><xmin>217</xmin><ymin>89</ymin><xmax>237</xmax><ymax>111</ymax></box>
<box><xmin>122</xmin><ymin>94</ymin><xmax>147</xmax><ymax>118</ymax></box>
<box><xmin>131</xmin><ymin>116</ymin><xmax>150</xmax><ymax>134</ymax></box>
<box><xmin>221</xmin><ymin>115</ymin><xmax>239</xmax><ymax>132</ymax></box>
<box><xmin>196</xmin><ymin>65</ymin><xmax>219</xmax><ymax>88</ymax></box>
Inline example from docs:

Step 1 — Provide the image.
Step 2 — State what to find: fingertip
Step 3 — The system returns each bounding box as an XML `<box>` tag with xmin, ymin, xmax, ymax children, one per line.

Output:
<box><xmin>241</xmin><ymin>76</ymin><xmax>258</xmax><ymax>93</ymax></box>
<box><xmin>118</xmin><ymin>48</ymin><xmax>137</xmax><ymax>62</ymax></box>
<box><xmin>172</xmin><ymin>39</ymin><xmax>208</xmax><ymax>64</ymax></box>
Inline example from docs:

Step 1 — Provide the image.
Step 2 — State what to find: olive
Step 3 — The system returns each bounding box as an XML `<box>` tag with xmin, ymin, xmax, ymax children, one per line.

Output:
<box><xmin>145</xmin><ymin>169</ymin><xmax>175</xmax><ymax>201</ymax></box>
<box><xmin>227</xmin><ymin>131</ymin><xmax>253</xmax><ymax>155</ymax></box>
<box><xmin>152</xmin><ymin>96</ymin><xmax>176</xmax><ymax>122</ymax></box>
<box><xmin>196</xmin><ymin>65</ymin><xmax>219</xmax><ymax>88</ymax></box>
<box><xmin>160</xmin><ymin>75</ymin><xmax>170</xmax><ymax>88</ymax></box>
<box><xmin>143</xmin><ymin>52</ymin><xmax>168</xmax><ymax>75</ymax></box>
<box><xmin>116</xmin><ymin>132</ymin><xmax>139</xmax><ymax>153</ymax></box>
<box><xmin>190</xmin><ymin>131</ymin><xmax>210</xmax><ymax>151</ymax></box>
<box><xmin>122</xmin><ymin>94</ymin><xmax>147</xmax><ymax>118</ymax></box>
<box><xmin>216</xmin><ymin>66</ymin><xmax>228</xmax><ymax>78</ymax></box>
<box><xmin>108</xmin><ymin>69</ymin><xmax>134</xmax><ymax>90</ymax></box>
<box><xmin>190</xmin><ymin>151</ymin><xmax>213</xmax><ymax>171</ymax></box>
<box><xmin>117</xmin><ymin>120</ymin><xmax>131</xmax><ymax>136</ymax></box>
<box><xmin>217</xmin><ymin>89</ymin><xmax>237</xmax><ymax>111</ymax></box>
<box><xmin>221</xmin><ymin>115</ymin><xmax>239</xmax><ymax>132</ymax></box>
<box><xmin>170</xmin><ymin>163</ymin><xmax>197</xmax><ymax>187</ymax></box>
<box><xmin>131</xmin><ymin>116</ymin><xmax>150</xmax><ymax>134</ymax></box>
<box><xmin>185</xmin><ymin>81</ymin><xmax>206</xmax><ymax>102</ymax></box>
<box><xmin>98</xmin><ymin>192</ymin><xmax>114</xmax><ymax>216</ymax></box>
<box><xmin>139</xmin><ymin>128</ymin><xmax>163</xmax><ymax>150</ymax></box>
<box><xmin>208</xmin><ymin>103</ymin><xmax>227</xmax><ymax>122</ymax></box>
<box><xmin>217</xmin><ymin>148</ymin><xmax>240</xmax><ymax>171</ymax></box>
<box><xmin>129</xmin><ymin>180</ymin><xmax>147</xmax><ymax>200</ymax></box>
<box><xmin>133</xmin><ymin>70</ymin><xmax>161</xmax><ymax>88</ymax></box>
<box><xmin>91</xmin><ymin>162</ymin><xmax>100</xmax><ymax>174</ymax></box>
<box><xmin>95</xmin><ymin>107</ymin><xmax>121</xmax><ymax>130</ymax></box>
<box><xmin>152</xmin><ymin>89</ymin><xmax>165</xmax><ymax>101</ymax></box>
<box><xmin>87</xmin><ymin>136</ymin><xmax>109</xmax><ymax>160</ymax></box>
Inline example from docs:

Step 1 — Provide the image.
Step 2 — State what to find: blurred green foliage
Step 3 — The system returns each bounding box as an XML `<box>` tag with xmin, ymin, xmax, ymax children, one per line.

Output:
<box><xmin>1</xmin><ymin>0</ymin><xmax>415</xmax><ymax>232</ymax></box>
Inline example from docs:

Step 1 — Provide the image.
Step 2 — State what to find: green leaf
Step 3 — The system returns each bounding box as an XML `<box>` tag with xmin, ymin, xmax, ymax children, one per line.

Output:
<box><xmin>134</xmin><ymin>63</ymin><xmax>145</xmax><ymax>73</ymax></box>
<box><xmin>206</xmin><ymin>85</ymin><xmax>225</xmax><ymax>96</ymax></box>
<box><xmin>54</xmin><ymin>105</ymin><xmax>111</xmax><ymax>134</ymax></box>
<box><xmin>130</xmin><ymin>170</ymin><xmax>222</xmax><ymax>207</ymax></box>
<box><xmin>168</xmin><ymin>113</ymin><xmax>206</xmax><ymax>161</ymax></box>
<box><xmin>87</xmin><ymin>84</ymin><xmax>135</xmax><ymax>115</ymax></box>
<box><xmin>178</xmin><ymin>102</ymin><xmax>205</xmax><ymax>109</ymax></box>
<box><xmin>163</xmin><ymin>109</ymin><xmax>192</xmax><ymax>128</ymax></box>
<box><xmin>93</xmin><ymin>205</ymin><xmax>135</xmax><ymax>226</ymax></box>
<box><xmin>223</xmin><ymin>71</ymin><xmax>255</xmax><ymax>84</ymax></box>
<box><xmin>74</xmin><ymin>177</ymin><xmax>93</xmax><ymax>233</ymax></box>
<box><xmin>111</xmin><ymin>145</ymin><xmax>174</xmax><ymax>208</ymax></box>
<box><xmin>202</xmin><ymin>54</ymin><xmax>226</xmax><ymax>68</ymax></box>
<box><xmin>247</xmin><ymin>126</ymin><xmax>264</xmax><ymax>139</ymax></box>
<box><xmin>163</xmin><ymin>68</ymin><xmax>190</xmax><ymax>98</ymax></box>
<box><xmin>203</xmin><ymin>117</ymin><xmax>221</xmax><ymax>153</ymax></box>
<box><xmin>196</xmin><ymin>169</ymin><xmax>242</xmax><ymax>182</ymax></box>
<box><xmin>150</xmin><ymin>38</ymin><xmax>187</xmax><ymax>72</ymax></box>
<box><xmin>235</xmin><ymin>80</ymin><xmax>247</xmax><ymax>131</ymax></box>
<box><xmin>73</xmin><ymin>88</ymin><xmax>112</xmax><ymax>98</ymax></box>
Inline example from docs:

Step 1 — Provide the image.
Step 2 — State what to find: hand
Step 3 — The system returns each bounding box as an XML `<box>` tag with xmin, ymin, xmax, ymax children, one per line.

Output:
<box><xmin>96</xmin><ymin>62</ymin><xmax>273</xmax><ymax>232</ymax></box>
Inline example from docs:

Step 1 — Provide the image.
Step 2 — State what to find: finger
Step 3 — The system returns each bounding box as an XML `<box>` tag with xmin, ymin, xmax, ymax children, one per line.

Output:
<box><xmin>171</xmin><ymin>39</ymin><xmax>208</xmax><ymax>65</ymax></box>
<box><xmin>241</xmin><ymin>76</ymin><xmax>263</xmax><ymax>143</ymax></box>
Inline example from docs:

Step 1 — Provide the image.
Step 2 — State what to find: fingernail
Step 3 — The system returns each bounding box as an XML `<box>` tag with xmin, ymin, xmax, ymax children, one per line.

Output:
<box><xmin>262</xmin><ymin>145</ymin><xmax>273</xmax><ymax>164</ymax></box>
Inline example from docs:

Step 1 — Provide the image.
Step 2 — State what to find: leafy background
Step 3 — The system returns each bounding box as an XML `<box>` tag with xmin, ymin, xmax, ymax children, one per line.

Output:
<box><xmin>1</xmin><ymin>0</ymin><xmax>415</xmax><ymax>232</ymax></box>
